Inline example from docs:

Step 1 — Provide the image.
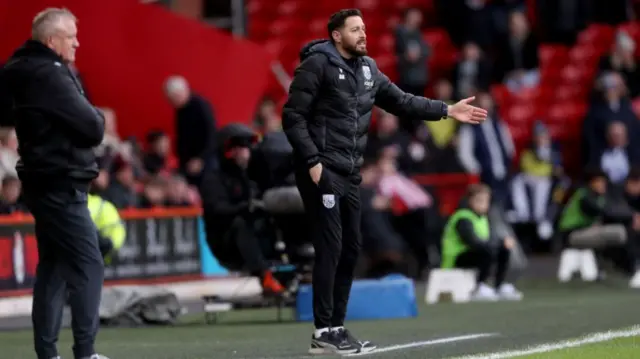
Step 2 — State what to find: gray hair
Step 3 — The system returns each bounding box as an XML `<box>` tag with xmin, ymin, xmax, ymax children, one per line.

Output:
<box><xmin>32</xmin><ymin>7</ymin><xmax>76</xmax><ymax>41</ymax></box>
<box><xmin>164</xmin><ymin>75</ymin><xmax>189</xmax><ymax>95</ymax></box>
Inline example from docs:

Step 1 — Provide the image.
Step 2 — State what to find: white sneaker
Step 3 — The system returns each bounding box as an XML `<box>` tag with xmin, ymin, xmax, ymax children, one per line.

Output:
<box><xmin>470</xmin><ymin>283</ymin><xmax>499</xmax><ymax>301</ymax></box>
<box><xmin>497</xmin><ymin>283</ymin><xmax>523</xmax><ymax>301</ymax></box>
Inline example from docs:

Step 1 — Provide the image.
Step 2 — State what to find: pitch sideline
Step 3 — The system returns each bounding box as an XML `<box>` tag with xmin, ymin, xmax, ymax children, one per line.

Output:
<box><xmin>455</xmin><ymin>326</ymin><xmax>640</xmax><ymax>359</ymax></box>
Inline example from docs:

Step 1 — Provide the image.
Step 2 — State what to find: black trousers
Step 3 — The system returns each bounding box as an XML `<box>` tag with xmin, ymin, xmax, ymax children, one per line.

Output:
<box><xmin>455</xmin><ymin>245</ymin><xmax>510</xmax><ymax>288</ymax></box>
<box><xmin>23</xmin><ymin>183</ymin><xmax>104</xmax><ymax>359</ymax></box>
<box><xmin>296</xmin><ymin>167</ymin><xmax>361</xmax><ymax>329</ymax></box>
<box><xmin>206</xmin><ymin>216</ymin><xmax>269</xmax><ymax>275</ymax></box>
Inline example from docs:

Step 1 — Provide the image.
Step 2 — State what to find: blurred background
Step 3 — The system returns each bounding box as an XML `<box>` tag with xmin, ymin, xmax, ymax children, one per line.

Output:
<box><xmin>0</xmin><ymin>0</ymin><xmax>640</xmax><ymax>309</ymax></box>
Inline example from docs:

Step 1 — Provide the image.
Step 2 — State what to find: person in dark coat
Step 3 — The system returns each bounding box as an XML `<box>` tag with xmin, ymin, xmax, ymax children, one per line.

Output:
<box><xmin>1</xmin><ymin>8</ymin><xmax>108</xmax><ymax>359</ymax></box>
<box><xmin>164</xmin><ymin>75</ymin><xmax>217</xmax><ymax>186</ymax></box>
<box><xmin>282</xmin><ymin>8</ymin><xmax>488</xmax><ymax>355</ymax></box>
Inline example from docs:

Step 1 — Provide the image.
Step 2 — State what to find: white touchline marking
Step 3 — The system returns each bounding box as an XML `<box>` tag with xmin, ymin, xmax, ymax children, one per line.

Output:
<box><xmin>347</xmin><ymin>333</ymin><xmax>498</xmax><ymax>357</ymax></box>
<box><xmin>455</xmin><ymin>326</ymin><xmax>640</xmax><ymax>359</ymax></box>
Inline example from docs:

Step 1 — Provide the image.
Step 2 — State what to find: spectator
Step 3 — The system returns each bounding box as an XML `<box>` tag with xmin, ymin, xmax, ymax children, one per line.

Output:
<box><xmin>598</xmin><ymin>31</ymin><xmax>640</xmax><ymax>98</ymax></box>
<box><xmin>164</xmin><ymin>75</ymin><xmax>217</xmax><ymax>186</ymax></box>
<box><xmin>538</xmin><ymin>0</ymin><xmax>589</xmax><ymax>45</ymax></box>
<box><xmin>200</xmin><ymin>129</ymin><xmax>285</xmax><ymax>295</ymax></box>
<box><xmin>165</xmin><ymin>174</ymin><xmax>199</xmax><ymax>207</ymax></box>
<box><xmin>457</xmin><ymin>92</ymin><xmax>515</xmax><ymax>205</ymax></box>
<box><xmin>139</xmin><ymin>176</ymin><xmax>168</xmax><ymax>208</ymax></box>
<box><xmin>557</xmin><ymin>168</ymin><xmax>640</xmax><ymax>276</ymax></box>
<box><xmin>462</xmin><ymin>0</ymin><xmax>497</xmax><ymax>51</ymax></box>
<box><xmin>103</xmin><ymin>156</ymin><xmax>139</xmax><ymax>209</ymax></box>
<box><xmin>94</xmin><ymin>107</ymin><xmax>122</xmax><ymax>166</ymax></box>
<box><xmin>441</xmin><ymin>184</ymin><xmax>523</xmax><ymax>301</ymax></box>
<box><xmin>365</xmin><ymin>109</ymin><xmax>411</xmax><ymax>170</ymax></box>
<box><xmin>598</xmin><ymin>121</ymin><xmax>638</xmax><ymax>184</ymax></box>
<box><xmin>254</xmin><ymin>96</ymin><xmax>282</xmax><ymax>134</ymax></box>
<box><xmin>394</xmin><ymin>8</ymin><xmax>430</xmax><ymax>97</ymax></box>
<box><xmin>143</xmin><ymin>130</ymin><xmax>177</xmax><ymax>177</ymax></box>
<box><xmin>494</xmin><ymin>10</ymin><xmax>540</xmax><ymax>92</ymax></box>
<box><xmin>359</xmin><ymin>160</ymin><xmax>405</xmax><ymax>277</ymax></box>
<box><xmin>423</xmin><ymin>79</ymin><xmax>466</xmax><ymax>173</ymax></box>
<box><xmin>582</xmin><ymin>72</ymin><xmax>640</xmax><ymax>166</ymax></box>
<box><xmin>451</xmin><ymin>42</ymin><xmax>492</xmax><ymax>100</ymax></box>
<box><xmin>510</xmin><ymin>122</ymin><xmax>563</xmax><ymax>239</ymax></box>
<box><xmin>377</xmin><ymin>153</ymin><xmax>439</xmax><ymax>274</ymax></box>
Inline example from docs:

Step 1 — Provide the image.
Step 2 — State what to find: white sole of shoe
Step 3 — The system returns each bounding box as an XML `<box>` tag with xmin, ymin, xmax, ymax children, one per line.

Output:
<box><xmin>309</xmin><ymin>346</ymin><xmax>358</xmax><ymax>355</ymax></box>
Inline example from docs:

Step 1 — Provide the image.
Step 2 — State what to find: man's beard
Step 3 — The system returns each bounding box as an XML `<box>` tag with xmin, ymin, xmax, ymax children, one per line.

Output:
<box><xmin>344</xmin><ymin>41</ymin><xmax>367</xmax><ymax>57</ymax></box>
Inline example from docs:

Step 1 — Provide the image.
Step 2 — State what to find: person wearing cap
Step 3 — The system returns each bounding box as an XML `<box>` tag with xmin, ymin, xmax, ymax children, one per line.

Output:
<box><xmin>200</xmin><ymin>133</ymin><xmax>286</xmax><ymax>296</ymax></box>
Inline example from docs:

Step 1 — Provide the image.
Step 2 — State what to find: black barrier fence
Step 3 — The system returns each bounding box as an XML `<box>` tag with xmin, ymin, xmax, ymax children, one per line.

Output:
<box><xmin>0</xmin><ymin>214</ymin><xmax>203</xmax><ymax>292</ymax></box>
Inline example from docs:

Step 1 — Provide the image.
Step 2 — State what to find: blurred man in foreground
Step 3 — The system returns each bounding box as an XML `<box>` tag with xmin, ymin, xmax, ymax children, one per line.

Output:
<box><xmin>2</xmin><ymin>8</ymin><xmax>109</xmax><ymax>359</ymax></box>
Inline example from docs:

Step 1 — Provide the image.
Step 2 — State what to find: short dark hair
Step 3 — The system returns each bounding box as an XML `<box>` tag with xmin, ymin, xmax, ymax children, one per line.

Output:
<box><xmin>327</xmin><ymin>9</ymin><xmax>363</xmax><ymax>40</ymax></box>
<box><xmin>584</xmin><ymin>167</ymin><xmax>607</xmax><ymax>183</ymax></box>
<box><xmin>467</xmin><ymin>183</ymin><xmax>491</xmax><ymax>199</ymax></box>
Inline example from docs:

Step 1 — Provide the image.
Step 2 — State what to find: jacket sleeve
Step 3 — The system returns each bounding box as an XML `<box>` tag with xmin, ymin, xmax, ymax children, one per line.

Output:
<box><xmin>38</xmin><ymin>64</ymin><xmax>105</xmax><ymax>148</ymax></box>
<box><xmin>455</xmin><ymin>218</ymin><xmax>489</xmax><ymax>250</ymax></box>
<box><xmin>0</xmin><ymin>67</ymin><xmax>13</xmax><ymax>127</ymax></box>
<box><xmin>282</xmin><ymin>55</ymin><xmax>323</xmax><ymax>168</ymax></box>
<box><xmin>374</xmin><ymin>68</ymin><xmax>447</xmax><ymax>121</ymax></box>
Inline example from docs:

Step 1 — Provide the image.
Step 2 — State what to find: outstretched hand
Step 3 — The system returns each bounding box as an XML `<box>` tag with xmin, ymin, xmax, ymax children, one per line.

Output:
<box><xmin>447</xmin><ymin>96</ymin><xmax>488</xmax><ymax>125</ymax></box>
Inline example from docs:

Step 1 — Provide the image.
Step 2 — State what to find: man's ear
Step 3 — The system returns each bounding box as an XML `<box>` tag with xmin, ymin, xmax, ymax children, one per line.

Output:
<box><xmin>331</xmin><ymin>30</ymin><xmax>341</xmax><ymax>44</ymax></box>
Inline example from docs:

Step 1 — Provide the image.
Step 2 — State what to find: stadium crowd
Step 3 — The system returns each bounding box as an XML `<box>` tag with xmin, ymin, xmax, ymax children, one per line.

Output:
<box><xmin>1</xmin><ymin>0</ymin><xmax>640</xmax><ymax>296</ymax></box>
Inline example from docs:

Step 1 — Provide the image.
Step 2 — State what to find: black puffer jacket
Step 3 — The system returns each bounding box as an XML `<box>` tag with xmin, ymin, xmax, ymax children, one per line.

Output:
<box><xmin>282</xmin><ymin>39</ymin><xmax>447</xmax><ymax>178</ymax></box>
<box><xmin>2</xmin><ymin>40</ymin><xmax>104</xmax><ymax>185</ymax></box>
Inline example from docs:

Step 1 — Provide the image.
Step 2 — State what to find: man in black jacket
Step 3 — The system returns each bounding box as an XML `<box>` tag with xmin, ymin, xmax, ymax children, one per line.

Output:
<box><xmin>2</xmin><ymin>8</ymin><xmax>108</xmax><ymax>359</ymax></box>
<box><xmin>282</xmin><ymin>8</ymin><xmax>488</xmax><ymax>355</ymax></box>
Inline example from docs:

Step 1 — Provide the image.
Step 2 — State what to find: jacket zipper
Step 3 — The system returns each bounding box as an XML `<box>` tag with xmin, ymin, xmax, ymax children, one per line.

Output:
<box><xmin>351</xmin><ymin>92</ymin><xmax>358</xmax><ymax>175</ymax></box>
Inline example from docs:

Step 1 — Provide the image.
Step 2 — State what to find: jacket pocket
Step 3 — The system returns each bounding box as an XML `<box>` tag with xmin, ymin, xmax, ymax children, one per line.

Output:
<box><xmin>317</xmin><ymin>167</ymin><xmax>333</xmax><ymax>193</ymax></box>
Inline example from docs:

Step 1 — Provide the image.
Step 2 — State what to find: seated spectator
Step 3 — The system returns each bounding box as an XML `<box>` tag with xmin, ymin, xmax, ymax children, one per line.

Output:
<box><xmin>451</xmin><ymin>42</ymin><xmax>491</xmax><ymax>100</ymax></box>
<box><xmin>143</xmin><ymin>130</ymin><xmax>177</xmax><ymax>177</ymax></box>
<box><xmin>510</xmin><ymin>122</ymin><xmax>563</xmax><ymax>239</ymax></box>
<box><xmin>457</xmin><ymin>92</ymin><xmax>515</xmax><ymax>205</ymax></box>
<box><xmin>494</xmin><ymin>10</ymin><xmax>540</xmax><ymax>93</ymax></box>
<box><xmin>441</xmin><ymin>184</ymin><xmax>523</xmax><ymax>301</ymax></box>
<box><xmin>165</xmin><ymin>174</ymin><xmax>200</xmax><ymax>207</ymax></box>
<box><xmin>200</xmin><ymin>133</ymin><xmax>285</xmax><ymax>295</ymax></box>
<box><xmin>582</xmin><ymin>72</ymin><xmax>640</xmax><ymax>165</ymax></box>
<box><xmin>0</xmin><ymin>176</ymin><xmax>26</xmax><ymax>214</ymax></box>
<box><xmin>377</xmin><ymin>152</ymin><xmax>440</xmax><ymax>274</ymax></box>
<box><xmin>103</xmin><ymin>156</ymin><xmax>139</xmax><ymax>209</ymax></box>
<box><xmin>421</xmin><ymin>79</ymin><xmax>465</xmax><ymax>173</ymax></box>
<box><xmin>557</xmin><ymin>168</ymin><xmax>640</xmax><ymax>276</ymax></box>
<box><xmin>596</xmin><ymin>121</ymin><xmax>638</xmax><ymax>184</ymax></box>
<box><xmin>359</xmin><ymin>160</ymin><xmax>405</xmax><ymax>277</ymax></box>
<box><xmin>365</xmin><ymin>109</ymin><xmax>411</xmax><ymax>166</ymax></box>
<box><xmin>599</xmin><ymin>31</ymin><xmax>640</xmax><ymax>98</ymax></box>
<box><xmin>139</xmin><ymin>176</ymin><xmax>168</xmax><ymax>208</ymax></box>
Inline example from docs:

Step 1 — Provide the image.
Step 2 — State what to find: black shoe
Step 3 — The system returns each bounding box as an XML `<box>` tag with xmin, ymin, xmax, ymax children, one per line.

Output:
<box><xmin>335</xmin><ymin>328</ymin><xmax>377</xmax><ymax>354</ymax></box>
<box><xmin>309</xmin><ymin>331</ymin><xmax>358</xmax><ymax>355</ymax></box>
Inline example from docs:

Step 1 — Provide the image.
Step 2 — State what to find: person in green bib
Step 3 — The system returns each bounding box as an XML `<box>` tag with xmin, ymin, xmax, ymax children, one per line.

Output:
<box><xmin>441</xmin><ymin>184</ymin><xmax>523</xmax><ymax>301</ymax></box>
<box><xmin>557</xmin><ymin>168</ymin><xmax>640</xmax><ymax>275</ymax></box>
<box><xmin>87</xmin><ymin>193</ymin><xmax>126</xmax><ymax>261</ymax></box>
